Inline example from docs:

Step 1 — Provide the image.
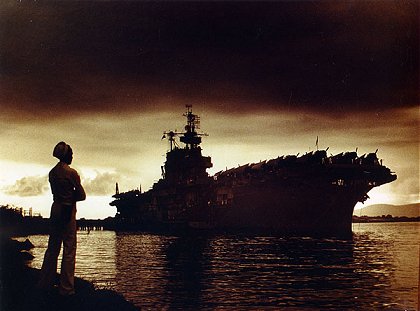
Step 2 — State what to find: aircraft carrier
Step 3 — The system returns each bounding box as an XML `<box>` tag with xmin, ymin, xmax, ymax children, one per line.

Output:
<box><xmin>110</xmin><ymin>106</ymin><xmax>397</xmax><ymax>235</ymax></box>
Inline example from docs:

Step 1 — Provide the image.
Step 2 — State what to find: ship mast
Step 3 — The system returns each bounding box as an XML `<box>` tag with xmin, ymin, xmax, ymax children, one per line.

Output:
<box><xmin>163</xmin><ymin>105</ymin><xmax>207</xmax><ymax>151</ymax></box>
<box><xmin>161</xmin><ymin>105</ymin><xmax>212</xmax><ymax>183</ymax></box>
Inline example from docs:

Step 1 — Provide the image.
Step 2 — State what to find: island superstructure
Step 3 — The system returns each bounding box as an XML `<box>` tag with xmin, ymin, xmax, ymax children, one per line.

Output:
<box><xmin>110</xmin><ymin>105</ymin><xmax>397</xmax><ymax>235</ymax></box>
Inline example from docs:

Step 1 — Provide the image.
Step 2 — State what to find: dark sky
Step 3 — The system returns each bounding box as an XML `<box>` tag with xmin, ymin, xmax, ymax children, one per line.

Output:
<box><xmin>1</xmin><ymin>1</ymin><xmax>418</xmax><ymax>118</ymax></box>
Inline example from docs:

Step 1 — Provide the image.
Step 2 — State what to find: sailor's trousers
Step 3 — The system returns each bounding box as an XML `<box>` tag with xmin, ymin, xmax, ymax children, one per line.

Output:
<box><xmin>38</xmin><ymin>202</ymin><xmax>77</xmax><ymax>295</ymax></box>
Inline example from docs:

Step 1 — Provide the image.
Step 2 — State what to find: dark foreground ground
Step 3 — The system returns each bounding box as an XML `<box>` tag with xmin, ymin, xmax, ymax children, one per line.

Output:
<box><xmin>0</xmin><ymin>237</ymin><xmax>139</xmax><ymax>311</ymax></box>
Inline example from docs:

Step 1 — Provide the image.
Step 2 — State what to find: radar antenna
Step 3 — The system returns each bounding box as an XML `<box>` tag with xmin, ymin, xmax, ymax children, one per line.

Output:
<box><xmin>163</xmin><ymin>105</ymin><xmax>208</xmax><ymax>151</ymax></box>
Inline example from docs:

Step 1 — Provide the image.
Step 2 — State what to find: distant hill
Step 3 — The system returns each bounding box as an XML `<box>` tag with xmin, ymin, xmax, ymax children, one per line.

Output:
<box><xmin>354</xmin><ymin>203</ymin><xmax>420</xmax><ymax>217</ymax></box>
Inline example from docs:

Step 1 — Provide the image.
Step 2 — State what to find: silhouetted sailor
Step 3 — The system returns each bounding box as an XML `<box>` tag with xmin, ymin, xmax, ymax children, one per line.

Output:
<box><xmin>38</xmin><ymin>141</ymin><xmax>86</xmax><ymax>296</ymax></box>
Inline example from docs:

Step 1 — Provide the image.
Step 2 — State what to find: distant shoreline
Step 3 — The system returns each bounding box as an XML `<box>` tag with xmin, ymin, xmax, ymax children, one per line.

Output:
<box><xmin>352</xmin><ymin>215</ymin><xmax>420</xmax><ymax>223</ymax></box>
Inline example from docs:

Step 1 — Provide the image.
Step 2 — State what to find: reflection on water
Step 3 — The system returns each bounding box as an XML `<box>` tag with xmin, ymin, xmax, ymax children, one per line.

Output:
<box><xmin>205</xmin><ymin>237</ymin><xmax>358</xmax><ymax>309</ymax></box>
<box><xmin>26</xmin><ymin>231</ymin><xmax>117</xmax><ymax>288</ymax></box>
<box><xmin>114</xmin><ymin>234</ymin><xmax>171</xmax><ymax>305</ymax></box>
<box><xmin>353</xmin><ymin>222</ymin><xmax>419</xmax><ymax>309</ymax></box>
<box><xmin>24</xmin><ymin>222</ymin><xmax>419</xmax><ymax>310</ymax></box>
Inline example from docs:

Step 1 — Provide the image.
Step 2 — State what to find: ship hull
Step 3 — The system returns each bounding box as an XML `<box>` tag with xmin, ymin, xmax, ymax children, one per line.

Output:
<box><xmin>111</xmin><ymin>179</ymin><xmax>373</xmax><ymax>237</ymax></box>
<box><xmin>212</xmin><ymin>182</ymin><xmax>364</xmax><ymax>236</ymax></box>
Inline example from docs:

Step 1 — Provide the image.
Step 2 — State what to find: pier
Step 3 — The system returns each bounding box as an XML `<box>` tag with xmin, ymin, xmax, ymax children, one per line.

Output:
<box><xmin>77</xmin><ymin>219</ymin><xmax>104</xmax><ymax>231</ymax></box>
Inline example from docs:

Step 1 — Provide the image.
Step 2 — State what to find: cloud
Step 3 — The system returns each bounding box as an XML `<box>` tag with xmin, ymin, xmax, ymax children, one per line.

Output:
<box><xmin>82</xmin><ymin>172</ymin><xmax>121</xmax><ymax>196</ymax></box>
<box><xmin>2</xmin><ymin>175</ymin><xmax>115</xmax><ymax>199</ymax></box>
<box><xmin>4</xmin><ymin>175</ymin><xmax>49</xmax><ymax>197</ymax></box>
<box><xmin>0</xmin><ymin>1</ymin><xmax>417</xmax><ymax>120</ymax></box>
<box><xmin>2</xmin><ymin>170</ymin><xmax>124</xmax><ymax>198</ymax></box>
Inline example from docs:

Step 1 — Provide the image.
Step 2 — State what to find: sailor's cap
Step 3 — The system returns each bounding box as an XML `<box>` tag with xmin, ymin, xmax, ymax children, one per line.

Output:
<box><xmin>53</xmin><ymin>141</ymin><xmax>71</xmax><ymax>160</ymax></box>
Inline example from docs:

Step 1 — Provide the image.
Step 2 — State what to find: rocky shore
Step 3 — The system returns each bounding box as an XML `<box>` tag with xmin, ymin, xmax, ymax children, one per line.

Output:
<box><xmin>0</xmin><ymin>237</ymin><xmax>139</xmax><ymax>311</ymax></box>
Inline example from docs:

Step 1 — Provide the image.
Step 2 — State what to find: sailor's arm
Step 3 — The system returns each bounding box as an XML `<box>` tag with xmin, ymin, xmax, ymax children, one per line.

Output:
<box><xmin>71</xmin><ymin>170</ymin><xmax>86</xmax><ymax>202</ymax></box>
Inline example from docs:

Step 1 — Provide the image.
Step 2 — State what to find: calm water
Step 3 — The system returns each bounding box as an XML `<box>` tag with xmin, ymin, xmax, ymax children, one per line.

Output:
<box><xmin>22</xmin><ymin>222</ymin><xmax>419</xmax><ymax>310</ymax></box>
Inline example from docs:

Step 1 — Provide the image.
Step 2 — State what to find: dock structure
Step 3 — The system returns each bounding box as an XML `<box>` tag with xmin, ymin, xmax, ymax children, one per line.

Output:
<box><xmin>77</xmin><ymin>219</ymin><xmax>104</xmax><ymax>231</ymax></box>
